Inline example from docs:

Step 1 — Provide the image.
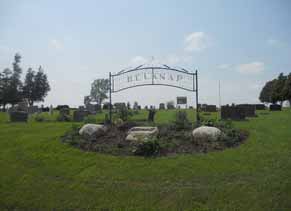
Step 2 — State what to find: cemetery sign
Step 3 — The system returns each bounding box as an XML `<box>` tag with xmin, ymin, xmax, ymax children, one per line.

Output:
<box><xmin>109</xmin><ymin>64</ymin><xmax>199</xmax><ymax>123</ymax></box>
<box><xmin>177</xmin><ymin>96</ymin><xmax>187</xmax><ymax>105</ymax></box>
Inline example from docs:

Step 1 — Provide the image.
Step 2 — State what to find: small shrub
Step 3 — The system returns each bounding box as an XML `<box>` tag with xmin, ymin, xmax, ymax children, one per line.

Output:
<box><xmin>57</xmin><ymin>114</ymin><xmax>71</xmax><ymax>122</ymax></box>
<box><xmin>133</xmin><ymin>139</ymin><xmax>160</xmax><ymax>157</ymax></box>
<box><xmin>34</xmin><ymin>115</ymin><xmax>45</xmax><ymax>122</ymax></box>
<box><xmin>175</xmin><ymin>110</ymin><xmax>190</xmax><ymax>130</ymax></box>
<box><xmin>104</xmin><ymin>113</ymin><xmax>110</xmax><ymax>124</ymax></box>
<box><xmin>117</xmin><ymin>106</ymin><xmax>132</xmax><ymax>121</ymax></box>
<box><xmin>220</xmin><ymin>127</ymin><xmax>248</xmax><ymax>147</ymax></box>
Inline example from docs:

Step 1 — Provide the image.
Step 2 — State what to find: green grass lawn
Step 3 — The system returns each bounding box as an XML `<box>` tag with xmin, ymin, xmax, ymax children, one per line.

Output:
<box><xmin>0</xmin><ymin>109</ymin><xmax>291</xmax><ymax>210</ymax></box>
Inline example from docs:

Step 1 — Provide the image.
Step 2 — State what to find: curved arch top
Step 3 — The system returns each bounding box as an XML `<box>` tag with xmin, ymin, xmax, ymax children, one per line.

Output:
<box><xmin>110</xmin><ymin>65</ymin><xmax>197</xmax><ymax>93</ymax></box>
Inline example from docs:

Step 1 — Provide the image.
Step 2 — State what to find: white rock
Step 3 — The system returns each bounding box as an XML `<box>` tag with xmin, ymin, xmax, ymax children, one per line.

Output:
<box><xmin>192</xmin><ymin>126</ymin><xmax>222</xmax><ymax>142</ymax></box>
<box><xmin>126</xmin><ymin>127</ymin><xmax>158</xmax><ymax>142</ymax></box>
<box><xmin>79</xmin><ymin>124</ymin><xmax>106</xmax><ymax>140</ymax></box>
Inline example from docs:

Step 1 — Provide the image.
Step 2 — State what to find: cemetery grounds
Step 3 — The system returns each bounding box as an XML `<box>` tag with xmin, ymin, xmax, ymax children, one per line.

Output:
<box><xmin>0</xmin><ymin>109</ymin><xmax>291</xmax><ymax>210</ymax></box>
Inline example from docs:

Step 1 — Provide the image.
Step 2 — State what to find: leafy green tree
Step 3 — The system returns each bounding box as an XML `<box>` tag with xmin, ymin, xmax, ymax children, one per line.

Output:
<box><xmin>283</xmin><ymin>73</ymin><xmax>291</xmax><ymax>106</ymax></box>
<box><xmin>90</xmin><ymin>79</ymin><xmax>110</xmax><ymax>105</ymax></box>
<box><xmin>22</xmin><ymin>66</ymin><xmax>50</xmax><ymax>106</ymax></box>
<box><xmin>271</xmin><ymin>73</ymin><xmax>287</xmax><ymax>105</ymax></box>
<box><xmin>259</xmin><ymin>80</ymin><xmax>276</xmax><ymax>103</ymax></box>
<box><xmin>84</xmin><ymin>95</ymin><xmax>91</xmax><ymax>106</ymax></box>
<box><xmin>0</xmin><ymin>68</ymin><xmax>13</xmax><ymax>111</ymax></box>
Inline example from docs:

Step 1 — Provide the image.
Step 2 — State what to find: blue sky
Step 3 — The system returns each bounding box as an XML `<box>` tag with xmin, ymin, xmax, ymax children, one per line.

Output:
<box><xmin>0</xmin><ymin>0</ymin><xmax>291</xmax><ymax>107</ymax></box>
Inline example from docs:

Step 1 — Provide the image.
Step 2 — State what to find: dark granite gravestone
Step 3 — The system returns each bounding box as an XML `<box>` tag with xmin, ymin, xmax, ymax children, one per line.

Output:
<box><xmin>204</xmin><ymin>105</ymin><xmax>217</xmax><ymax>112</ymax></box>
<box><xmin>221</xmin><ymin>105</ymin><xmax>246</xmax><ymax>120</ymax></box>
<box><xmin>73</xmin><ymin>110</ymin><xmax>89</xmax><ymax>122</ymax></box>
<box><xmin>236</xmin><ymin>104</ymin><xmax>256</xmax><ymax>117</ymax></box>
<box><xmin>254</xmin><ymin>104</ymin><xmax>265</xmax><ymax>110</ymax></box>
<box><xmin>56</xmin><ymin>105</ymin><xmax>69</xmax><ymax>110</ymax></box>
<box><xmin>78</xmin><ymin>106</ymin><xmax>85</xmax><ymax>111</ymax></box>
<box><xmin>86</xmin><ymin>104</ymin><xmax>97</xmax><ymax>114</ymax></box>
<box><xmin>10</xmin><ymin>111</ymin><xmax>28</xmax><ymax>122</ymax></box>
<box><xmin>159</xmin><ymin>103</ymin><xmax>165</xmax><ymax>110</ymax></box>
<box><xmin>41</xmin><ymin>107</ymin><xmax>50</xmax><ymax>112</ymax></box>
<box><xmin>269</xmin><ymin>104</ymin><xmax>282</xmax><ymax>111</ymax></box>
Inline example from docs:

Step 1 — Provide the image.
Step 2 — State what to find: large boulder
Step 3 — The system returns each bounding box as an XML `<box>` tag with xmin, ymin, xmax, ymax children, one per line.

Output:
<box><xmin>79</xmin><ymin>124</ymin><xmax>106</xmax><ymax>140</ymax></box>
<box><xmin>126</xmin><ymin>127</ymin><xmax>158</xmax><ymax>142</ymax></box>
<box><xmin>192</xmin><ymin>126</ymin><xmax>222</xmax><ymax>142</ymax></box>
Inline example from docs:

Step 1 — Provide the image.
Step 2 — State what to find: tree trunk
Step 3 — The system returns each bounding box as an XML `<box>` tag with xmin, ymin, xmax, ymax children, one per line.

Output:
<box><xmin>29</xmin><ymin>100</ymin><xmax>34</xmax><ymax>107</ymax></box>
<box><xmin>2</xmin><ymin>103</ymin><xmax>6</xmax><ymax>112</ymax></box>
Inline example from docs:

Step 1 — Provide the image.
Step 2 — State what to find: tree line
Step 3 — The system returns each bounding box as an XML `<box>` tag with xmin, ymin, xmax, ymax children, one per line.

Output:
<box><xmin>0</xmin><ymin>53</ymin><xmax>50</xmax><ymax>111</ymax></box>
<box><xmin>259</xmin><ymin>72</ymin><xmax>291</xmax><ymax>105</ymax></box>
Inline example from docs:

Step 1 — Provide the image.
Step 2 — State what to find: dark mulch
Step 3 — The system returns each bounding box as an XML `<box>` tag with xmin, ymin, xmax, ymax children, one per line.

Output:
<box><xmin>61</xmin><ymin>122</ymin><xmax>248</xmax><ymax>157</ymax></box>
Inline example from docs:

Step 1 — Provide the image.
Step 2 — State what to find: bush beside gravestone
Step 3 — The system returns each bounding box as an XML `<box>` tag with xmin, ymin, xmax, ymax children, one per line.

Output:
<box><xmin>175</xmin><ymin>110</ymin><xmax>190</xmax><ymax>130</ymax></box>
<box><xmin>269</xmin><ymin>104</ymin><xmax>282</xmax><ymax>111</ymax></box>
<box><xmin>10</xmin><ymin>111</ymin><xmax>28</xmax><ymax>122</ymax></box>
<box><xmin>57</xmin><ymin>108</ymin><xmax>71</xmax><ymax>121</ymax></box>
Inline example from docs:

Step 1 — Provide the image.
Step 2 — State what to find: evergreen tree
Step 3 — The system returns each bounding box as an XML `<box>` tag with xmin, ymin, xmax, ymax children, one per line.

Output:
<box><xmin>7</xmin><ymin>53</ymin><xmax>23</xmax><ymax>106</ymax></box>
<box><xmin>22</xmin><ymin>66</ymin><xmax>50</xmax><ymax>106</ymax></box>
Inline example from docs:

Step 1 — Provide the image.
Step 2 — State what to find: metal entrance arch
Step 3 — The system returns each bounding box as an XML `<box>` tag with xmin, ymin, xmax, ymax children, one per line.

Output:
<box><xmin>109</xmin><ymin>64</ymin><xmax>199</xmax><ymax>123</ymax></box>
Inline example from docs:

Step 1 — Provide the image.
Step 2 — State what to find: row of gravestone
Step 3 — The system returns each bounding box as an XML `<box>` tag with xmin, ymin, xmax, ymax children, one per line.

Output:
<box><xmin>198</xmin><ymin>104</ymin><xmax>217</xmax><ymax>112</ymax></box>
<box><xmin>221</xmin><ymin>104</ymin><xmax>281</xmax><ymax>120</ymax></box>
<box><xmin>8</xmin><ymin>102</ymin><xmax>54</xmax><ymax>122</ymax></box>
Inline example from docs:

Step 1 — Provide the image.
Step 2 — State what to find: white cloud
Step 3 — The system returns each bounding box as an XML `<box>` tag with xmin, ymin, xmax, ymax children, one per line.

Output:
<box><xmin>184</xmin><ymin>32</ymin><xmax>208</xmax><ymax>52</ymax></box>
<box><xmin>236</xmin><ymin>62</ymin><xmax>265</xmax><ymax>74</ymax></box>
<box><xmin>49</xmin><ymin>39</ymin><xmax>63</xmax><ymax>50</ymax></box>
<box><xmin>129</xmin><ymin>54</ymin><xmax>193</xmax><ymax>68</ymax></box>
<box><xmin>217</xmin><ymin>64</ymin><xmax>232</xmax><ymax>70</ymax></box>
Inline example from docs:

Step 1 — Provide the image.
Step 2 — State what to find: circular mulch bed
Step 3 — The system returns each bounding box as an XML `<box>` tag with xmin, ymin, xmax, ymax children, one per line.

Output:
<box><xmin>61</xmin><ymin>121</ymin><xmax>248</xmax><ymax>157</ymax></box>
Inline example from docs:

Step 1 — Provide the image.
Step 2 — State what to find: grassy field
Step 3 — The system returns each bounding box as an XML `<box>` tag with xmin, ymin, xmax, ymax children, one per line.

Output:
<box><xmin>0</xmin><ymin>109</ymin><xmax>291</xmax><ymax>210</ymax></box>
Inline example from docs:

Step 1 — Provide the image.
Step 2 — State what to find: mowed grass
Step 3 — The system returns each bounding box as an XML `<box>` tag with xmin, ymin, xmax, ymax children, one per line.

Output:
<box><xmin>0</xmin><ymin>109</ymin><xmax>291</xmax><ymax>210</ymax></box>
